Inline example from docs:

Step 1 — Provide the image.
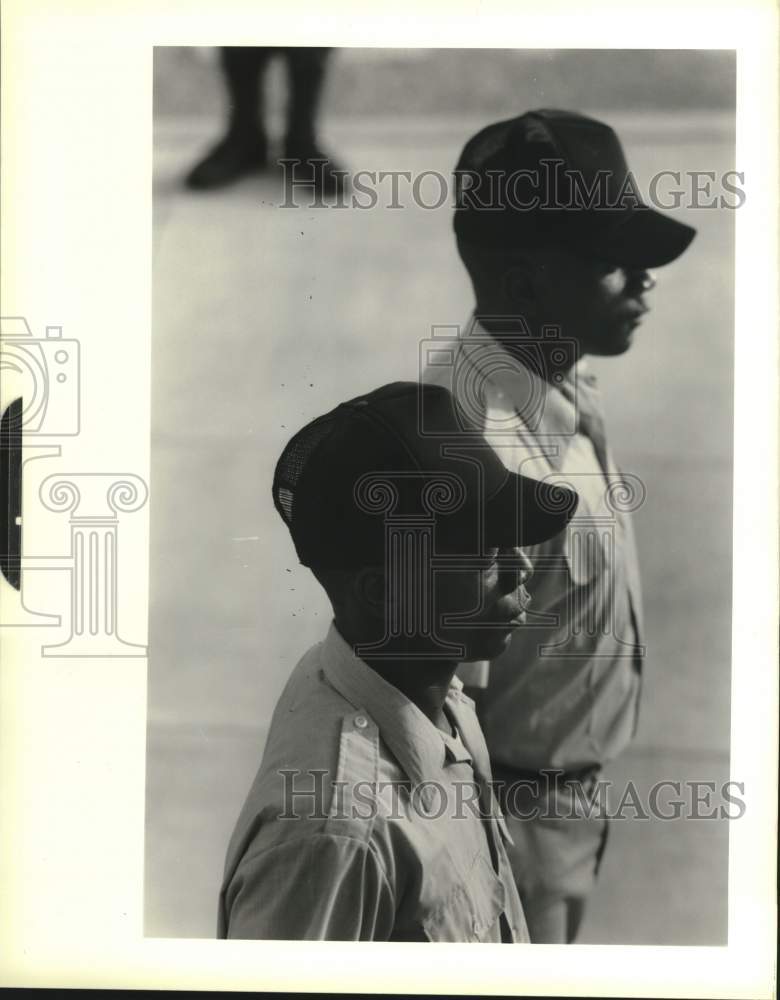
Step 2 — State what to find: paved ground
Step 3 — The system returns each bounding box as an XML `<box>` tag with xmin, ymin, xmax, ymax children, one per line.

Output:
<box><xmin>145</xmin><ymin>111</ymin><xmax>734</xmax><ymax>943</ymax></box>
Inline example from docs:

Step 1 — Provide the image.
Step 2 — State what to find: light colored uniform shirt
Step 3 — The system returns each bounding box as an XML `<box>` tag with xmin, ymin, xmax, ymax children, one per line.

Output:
<box><xmin>422</xmin><ymin>319</ymin><xmax>644</xmax><ymax>772</ymax></box>
<box><xmin>217</xmin><ymin>623</ymin><xmax>530</xmax><ymax>942</ymax></box>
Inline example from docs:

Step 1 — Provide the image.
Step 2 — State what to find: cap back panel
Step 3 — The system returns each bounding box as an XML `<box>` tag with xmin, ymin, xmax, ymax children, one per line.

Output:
<box><xmin>273</xmin><ymin>415</ymin><xmax>336</xmax><ymax>526</ymax></box>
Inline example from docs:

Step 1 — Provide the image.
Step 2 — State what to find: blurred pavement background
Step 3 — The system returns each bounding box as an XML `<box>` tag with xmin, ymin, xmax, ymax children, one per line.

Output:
<box><xmin>146</xmin><ymin>48</ymin><xmax>735</xmax><ymax>943</ymax></box>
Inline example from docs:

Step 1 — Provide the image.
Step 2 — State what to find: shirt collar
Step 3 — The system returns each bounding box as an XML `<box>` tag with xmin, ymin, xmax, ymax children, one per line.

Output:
<box><xmin>319</xmin><ymin>622</ymin><xmax>473</xmax><ymax>785</ymax></box>
<box><xmin>464</xmin><ymin>316</ymin><xmax>593</xmax><ymax>441</ymax></box>
<box><xmin>440</xmin><ymin>726</ymin><xmax>474</xmax><ymax>765</ymax></box>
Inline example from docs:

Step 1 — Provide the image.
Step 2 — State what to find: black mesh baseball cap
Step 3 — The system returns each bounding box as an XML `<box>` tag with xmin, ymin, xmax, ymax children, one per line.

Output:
<box><xmin>272</xmin><ymin>382</ymin><xmax>578</xmax><ymax>569</ymax></box>
<box><xmin>454</xmin><ymin>109</ymin><xmax>696</xmax><ymax>268</ymax></box>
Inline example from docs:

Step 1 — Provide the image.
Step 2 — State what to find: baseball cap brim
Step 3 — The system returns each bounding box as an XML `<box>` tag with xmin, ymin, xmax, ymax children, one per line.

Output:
<box><xmin>588</xmin><ymin>206</ymin><xmax>697</xmax><ymax>269</ymax></box>
<box><xmin>483</xmin><ymin>471</ymin><xmax>579</xmax><ymax>548</ymax></box>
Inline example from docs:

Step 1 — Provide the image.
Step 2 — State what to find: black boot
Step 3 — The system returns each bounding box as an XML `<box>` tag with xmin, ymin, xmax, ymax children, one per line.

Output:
<box><xmin>186</xmin><ymin>130</ymin><xmax>268</xmax><ymax>190</ymax></box>
<box><xmin>281</xmin><ymin>143</ymin><xmax>348</xmax><ymax>198</ymax></box>
<box><xmin>186</xmin><ymin>47</ymin><xmax>269</xmax><ymax>190</ymax></box>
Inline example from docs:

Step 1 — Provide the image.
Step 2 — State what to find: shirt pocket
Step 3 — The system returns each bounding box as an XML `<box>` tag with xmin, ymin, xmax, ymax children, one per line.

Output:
<box><xmin>422</xmin><ymin>853</ymin><xmax>506</xmax><ymax>943</ymax></box>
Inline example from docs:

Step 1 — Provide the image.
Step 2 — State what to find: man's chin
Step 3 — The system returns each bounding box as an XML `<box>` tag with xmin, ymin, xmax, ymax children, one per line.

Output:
<box><xmin>464</xmin><ymin>629</ymin><xmax>514</xmax><ymax>661</ymax></box>
<box><xmin>611</xmin><ymin>335</ymin><xmax>634</xmax><ymax>355</ymax></box>
<box><xmin>589</xmin><ymin>332</ymin><xmax>635</xmax><ymax>356</ymax></box>
<box><xmin>614</xmin><ymin>318</ymin><xmax>645</xmax><ymax>351</ymax></box>
<box><xmin>584</xmin><ymin>319</ymin><xmax>643</xmax><ymax>356</ymax></box>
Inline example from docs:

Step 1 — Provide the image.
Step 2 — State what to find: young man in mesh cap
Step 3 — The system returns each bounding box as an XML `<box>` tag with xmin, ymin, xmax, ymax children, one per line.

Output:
<box><xmin>423</xmin><ymin>109</ymin><xmax>696</xmax><ymax>942</ymax></box>
<box><xmin>217</xmin><ymin>381</ymin><xmax>577</xmax><ymax>942</ymax></box>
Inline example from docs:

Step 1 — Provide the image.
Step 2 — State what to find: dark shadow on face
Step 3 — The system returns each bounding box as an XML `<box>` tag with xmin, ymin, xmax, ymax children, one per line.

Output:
<box><xmin>432</xmin><ymin>547</ymin><xmax>534</xmax><ymax>661</ymax></box>
<box><xmin>534</xmin><ymin>251</ymin><xmax>655</xmax><ymax>358</ymax></box>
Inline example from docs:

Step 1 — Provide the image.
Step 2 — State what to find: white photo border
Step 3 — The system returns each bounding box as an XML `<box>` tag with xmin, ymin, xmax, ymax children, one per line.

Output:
<box><xmin>1</xmin><ymin>0</ymin><xmax>777</xmax><ymax>996</ymax></box>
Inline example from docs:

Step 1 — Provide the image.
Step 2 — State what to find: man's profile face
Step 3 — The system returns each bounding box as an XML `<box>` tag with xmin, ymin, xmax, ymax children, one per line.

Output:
<box><xmin>532</xmin><ymin>249</ymin><xmax>655</xmax><ymax>358</ymax></box>
<box><xmin>432</xmin><ymin>546</ymin><xmax>534</xmax><ymax>661</ymax></box>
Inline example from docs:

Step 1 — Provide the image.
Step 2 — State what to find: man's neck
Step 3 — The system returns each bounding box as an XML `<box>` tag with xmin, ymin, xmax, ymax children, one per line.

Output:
<box><xmin>475</xmin><ymin>311</ymin><xmax>581</xmax><ymax>383</ymax></box>
<box><xmin>333</xmin><ymin>619</ymin><xmax>457</xmax><ymax>733</ymax></box>
<box><xmin>364</xmin><ymin>656</ymin><xmax>458</xmax><ymax>733</ymax></box>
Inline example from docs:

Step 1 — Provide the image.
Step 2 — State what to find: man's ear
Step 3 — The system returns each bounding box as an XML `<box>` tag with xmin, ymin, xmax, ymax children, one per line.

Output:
<box><xmin>351</xmin><ymin>567</ymin><xmax>387</xmax><ymax>620</ymax></box>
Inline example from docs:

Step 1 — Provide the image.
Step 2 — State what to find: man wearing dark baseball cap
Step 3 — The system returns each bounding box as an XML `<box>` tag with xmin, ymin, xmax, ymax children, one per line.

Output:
<box><xmin>217</xmin><ymin>381</ymin><xmax>577</xmax><ymax>942</ymax></box>
<box><xmin>453</xmin><ymin>108</ymin><xmax>695</xmax><ymax>268</ymax></box>
<box><xmin>423</xmin><ymin>109</ymin><xmax>696</xmax><ymax>942</ymax></box>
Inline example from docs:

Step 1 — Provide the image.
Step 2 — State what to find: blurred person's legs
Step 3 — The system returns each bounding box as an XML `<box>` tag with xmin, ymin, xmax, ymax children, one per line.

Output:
<box><xmin>496</xmin><ymin>764</ymin><xmax>608</xmax><ymax>943</ymax></box>
<box><xmin>282</xmin><ymin>47</ymin><xmax>329</xmax><ymax>156</ymax></box>
<box><xmin>281</xmin><ymin>47</ymin><xmax>347</xmax><ymax>196</ymax></box>
<box><xmin>186</xmin><ymin>47</ymin><xmax>271</xmax><ymax>190</ymax></box>
<box><xmin>186</xmin><ymin>46</ymin><xmax>346</xmax><ymax>194</ymax></box>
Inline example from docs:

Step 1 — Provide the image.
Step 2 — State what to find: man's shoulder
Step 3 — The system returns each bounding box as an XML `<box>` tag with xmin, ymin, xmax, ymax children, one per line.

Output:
<box><xmin>222</xmin><ymin>643</ymin><xmax>398</xmax><ymax>882</ymax></box>
<box><xmin>252</xmin><ymin>640</ymin><xmax>379</xmax><ymax>808</ymax></box>
<box><xmin>421</xmin><ymin>331</ymin><xmax>573</xmax><ymax>441</ymax></box>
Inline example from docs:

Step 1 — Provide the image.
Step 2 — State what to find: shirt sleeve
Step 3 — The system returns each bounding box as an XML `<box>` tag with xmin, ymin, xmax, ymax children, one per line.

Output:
<box><xmin>223</xmin><ymin>833</ymin><xmax>396</xmax><ymax>941</ymax></box>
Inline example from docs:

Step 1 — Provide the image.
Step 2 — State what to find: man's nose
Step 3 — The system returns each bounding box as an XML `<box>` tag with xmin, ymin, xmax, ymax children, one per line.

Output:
<box><xmin>628</xmin><ymin>268</ymin><xmax>656</xmax><ymax>292</ymax></box>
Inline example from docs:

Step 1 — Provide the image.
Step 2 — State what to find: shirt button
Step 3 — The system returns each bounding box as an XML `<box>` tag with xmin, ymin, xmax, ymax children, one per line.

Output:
<box><xmin>472</xmin><ymin>917</ymin><xmax>480</xmax><ymax>936</ymax></box>
<box><xmin>354</xmin><ymin>715</ymin><xmax>368</xmax><ymax>729</ymax></box>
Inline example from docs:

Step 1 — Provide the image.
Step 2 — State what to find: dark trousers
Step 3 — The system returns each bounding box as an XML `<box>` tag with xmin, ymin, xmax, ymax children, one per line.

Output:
<box><xmin>220</xmin><ymin>46</ymin><xmax>331</xmax><ymax>151</ymax></box>
<box><xmin>490</xmin><ymin>760</ymin><xmax>609</xmax><ymax>943</ymax></box>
